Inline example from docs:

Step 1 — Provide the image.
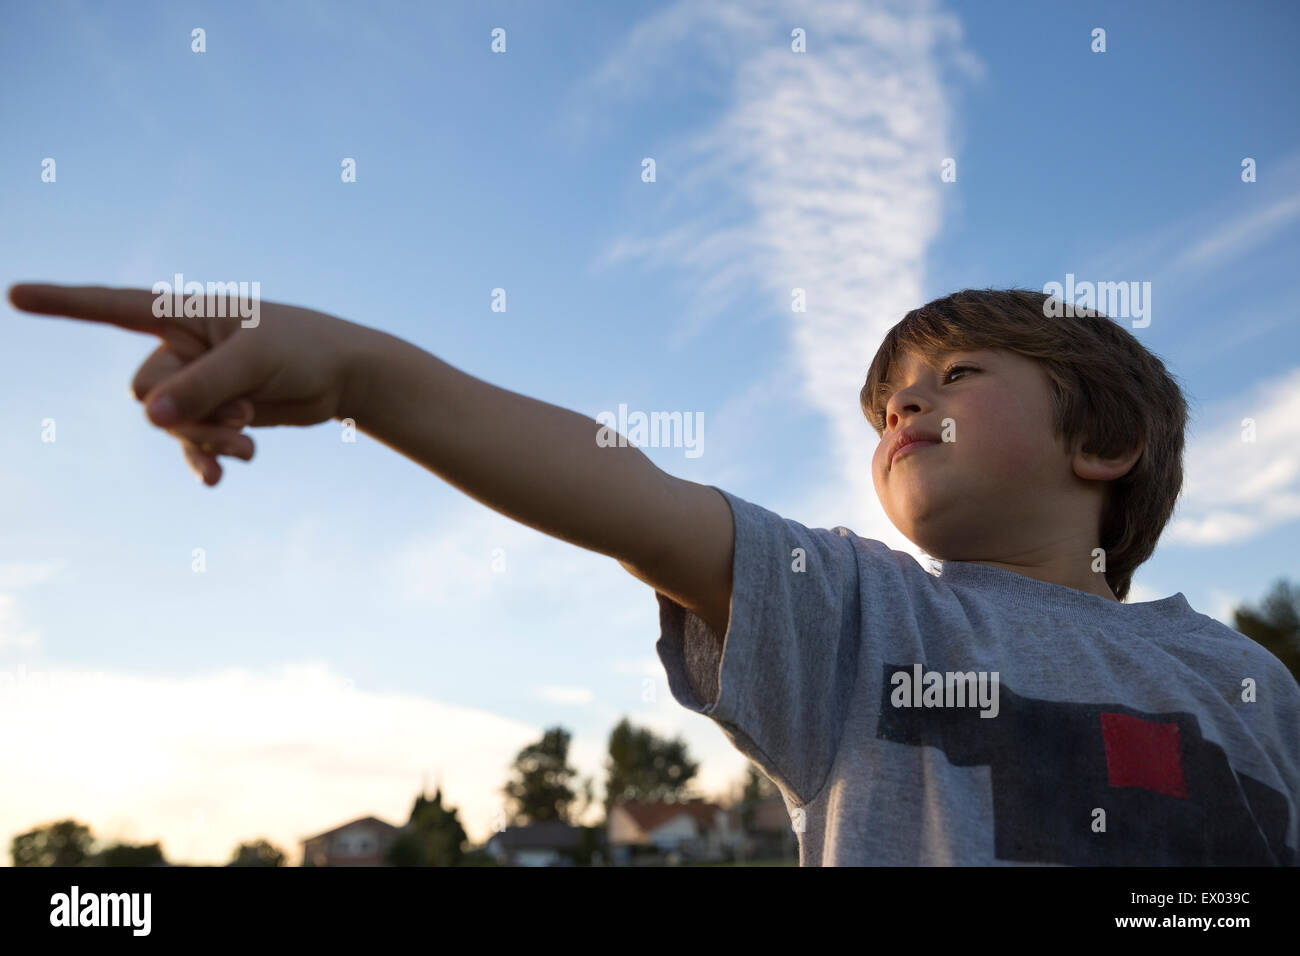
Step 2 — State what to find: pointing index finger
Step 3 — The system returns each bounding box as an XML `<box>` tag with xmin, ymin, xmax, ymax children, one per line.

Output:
<box><xmin>7</xmin><ymin>283</ymin><xmax>205</xmax><ymax>345</ymax></box>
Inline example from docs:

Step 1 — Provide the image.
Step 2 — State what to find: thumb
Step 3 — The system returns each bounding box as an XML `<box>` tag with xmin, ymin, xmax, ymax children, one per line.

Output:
<box><xmin>143</xmin><ymin>339</ymin><xmax>265</xmax><ymax>427</ymax></box>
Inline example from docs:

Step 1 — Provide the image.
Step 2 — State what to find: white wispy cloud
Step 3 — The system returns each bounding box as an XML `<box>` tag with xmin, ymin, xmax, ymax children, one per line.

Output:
<box><xmin>610</xmin><ymin>656</ymin><xmax>669</xmax><ymax>678</ymax></box>
<box><xmin>0</xmin><ymin>652</ymin><xmax>755</xmax><ymax>865</ymax></box>
<box><xmin>378</xmin><ymin>498</ymin><xmax>648</xmax><ymax>614</ymax></box>
<box><xmin>0</xmin><ymin>561</ymin><xmax>65</xmax><ymax>590</ymax></box>
<box><xmin>575</xmin><ymin>0</ymin><xmax>983</xmax><ymax>547</ymax></box>
<box><xmin>536</xmin><ymin>685</ymin><xmax>595</xmax><ymax>704</ymax></box>
<box><xmin>383</xmin><ymin>507</ymin><xmax>536</xmax><ymax>607</ymax></box>
<box><xmin>1171</xmin><ymin>191</ymin><xmax>1300</xmax><ymax>271</ymax></box>
<box><xmin>0</xmin><ymin>560</ymin><xmax>64</xmax><ymax>652</ymax></box>
<box><xmin>0</xmin><ymin>595</ymin><xmax>40</xmax><ymax>651</ymax></box>
<box><xmin>1205</xmin><ymin>589</ymin><xmax>1245</xmax><ymax>627</ymax></box>
<box><xmin>0</xmin><ymin>662</ymin><xmax>543</xmax><ymax>865</ymax></box>
<box><xmin>1074</xmin><ymin>144</ymin><xmax>1300</xmax><ymax>296</ymax></box>
<box><xmin>1123</xmin><ymin>581</ymin><xmax>1162</xmax><ymax>605</ymax></box>
<box><xmin>1168</xmin><ymin>366</ymin><xmax>1300</xmax><ymax>545</ymax></box>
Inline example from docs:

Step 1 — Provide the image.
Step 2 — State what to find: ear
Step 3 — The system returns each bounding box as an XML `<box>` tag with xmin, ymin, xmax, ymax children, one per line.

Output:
<box><xmin>1071</xmin><ymin>435</ymin><xmax>1144</xmax><ymax>482</ymax></box>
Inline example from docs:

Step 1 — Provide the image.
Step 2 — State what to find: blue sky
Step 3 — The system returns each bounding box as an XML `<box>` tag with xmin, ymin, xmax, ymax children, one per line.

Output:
<box><xmin>2</xmin><ymin>0</ymin><xmax>1298</xmax><ymax>864</ymax></box>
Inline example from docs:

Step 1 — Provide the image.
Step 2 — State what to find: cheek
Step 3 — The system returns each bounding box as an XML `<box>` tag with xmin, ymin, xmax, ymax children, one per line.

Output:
<box><xmin>871</xmin><ymin>442</ymin><xmax>892</xmax><ymax>498</ymax></box>
<box><xmin>962</xmin><ymin>401</ymin><xmax>1053</xmax><ymax>476</ymax></box>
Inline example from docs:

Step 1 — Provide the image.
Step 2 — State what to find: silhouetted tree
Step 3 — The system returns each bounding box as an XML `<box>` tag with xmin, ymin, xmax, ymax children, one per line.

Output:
<box><xmin>735</xmin><ymin>764</ymin><xmax>779</xmax><ymax>833</ymax></box>
<box><xmin>603</xmin><ymin>718</ymin><xmax>699</xmax><ymax>813</ymax></box>
<box><xmin>1233</xmin><ymin>578</ymin><xmax>1300</xmax><ymax>683</ymax></box>
<box><xmin>386</xmin><ymin>788</ymin><xmax>468</xmax><ymax>866</ymax></box>
<box><xmin>574</xmin><ymin>774</ymin><xmax>597</xmax><ymax>824</ymax></box>
<box><xmin>98</xmin><ymin>842</ymin><xmax>166</xmax><ymax>866</ymax></box>
<box><xmin>228</xmin><ymin>839</ymin><xmax>286</xmax><ymax>867</ymax></box>
<box><xmin>501</xmin><ymin>726</ymin><xmax>580</xmax><ymax>824</ymax></box>
<box><xmin>11</xmin><ymin>820</ymin><xmax>95</xmax><ymax>867</ymax></box>
<box><xmin>572</xmin><ymin>825</ymin><xmax>605</xmax><ymax>866</ymax></box>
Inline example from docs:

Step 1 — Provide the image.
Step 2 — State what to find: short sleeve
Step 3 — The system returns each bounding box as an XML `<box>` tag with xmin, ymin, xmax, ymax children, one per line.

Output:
<box><xmin>654</xmin><ymin>487</ymin><xmax>863</xmax><ymax>806</ymax></box>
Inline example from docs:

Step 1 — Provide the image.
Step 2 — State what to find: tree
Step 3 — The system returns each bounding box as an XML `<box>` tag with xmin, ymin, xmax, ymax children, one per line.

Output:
<box><xmin>734</xmin><ymin>763</ymin><xmax>779</xmax><ymax>833</ymax></box>
<box><xmin>603</xmin><ymin>718</ymin><xmax>699</xmax><ymax>812</ymax></box>
<box><xmin>572</xmin><ymin>825</ymin><xmax>605</xmax><ymax>866</ymax></box>
<box><xmin>501</xmin><ymin>726</ymin><xmax>581</xmax><ymax>825</ymax></box>
<box><xmin>386</xmin><ymin>788</ymin><xmax>468</xmax><ymax>866</ymax></box>
<box><xmin>11</xmin><ymin>819</ymin><xmax>95</xmax><ymax>867</ymax></box>
<box><xmin>574</xmin><ymin>774</ymin><xmax>597</xmax><ymax>824</ymax></box>
<box><xmin>98</xmin><ymin>842</ymin><xmax>166</xmax><ymax>866</ymax></box>
<box><xmin>228</xmin><ymin>839</ymin><xmax>286</xmax><ymax>867</ymax></box>
<box><xmin>1233</xmin><ymin>578</ymin><xmax>1300</xmax><ymax>683</ymax></box>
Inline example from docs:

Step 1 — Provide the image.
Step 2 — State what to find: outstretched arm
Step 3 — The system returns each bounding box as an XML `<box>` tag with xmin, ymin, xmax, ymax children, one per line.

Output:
<box><xmin>343</xmin><ymin>326</ymin><xmax>736</xmax><ymax>636</ymax></box>
<box><xmin>8</xmin><ymin>282</ymin><xmax>736</xmax><ymax>636</ymax></box>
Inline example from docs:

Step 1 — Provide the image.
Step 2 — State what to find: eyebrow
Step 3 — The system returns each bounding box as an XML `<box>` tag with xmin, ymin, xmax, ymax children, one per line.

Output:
<box><xmin>877</xmin><ymin>348</ymin><xmax>979</xmax><ymax>395</ymax></box>
<box><xmin>879</xmin><ymin>350</ymin><xmax>947</xmax><ymax>391</ymax></box>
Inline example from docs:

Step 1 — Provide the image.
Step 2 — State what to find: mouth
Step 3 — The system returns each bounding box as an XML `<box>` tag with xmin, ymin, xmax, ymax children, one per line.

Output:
<box><xmin>890</xmin><ymin>440</ymin><xmax>939</xmax><ymax>467</ymax></box>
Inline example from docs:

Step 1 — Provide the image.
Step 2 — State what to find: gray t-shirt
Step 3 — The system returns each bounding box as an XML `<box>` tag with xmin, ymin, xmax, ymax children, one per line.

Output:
<box><xmin>655</xmin><ymin>487</ymin><xmax>1300</xmax><ymax>865</ymax></box>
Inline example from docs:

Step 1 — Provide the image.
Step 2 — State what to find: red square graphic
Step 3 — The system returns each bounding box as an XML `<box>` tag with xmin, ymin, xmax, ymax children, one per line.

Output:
<box><xmin>1099</xmin><ymin>712</ymin><xmax>1188</xmax><ymax>799</ymax></box>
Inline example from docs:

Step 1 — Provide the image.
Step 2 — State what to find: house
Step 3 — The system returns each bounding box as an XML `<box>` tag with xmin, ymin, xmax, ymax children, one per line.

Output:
<box><xmin>300</xmin><ymin>815</ymin><xmax>400</xmax><ymax>866</ymax></box>
<box><xmin>483</xmin><ymin>821</ymin><xmax>600</xmax><ymax>866</ymax></box>
<box><xmin>606</xmin><ymin>798</ymin><xmax>742</xmax><ymax>864</ymax></box>
<box><xmin>735</xmin><ymin>794</ymin><xmax>799</xmax><ymax>862</ymax></box>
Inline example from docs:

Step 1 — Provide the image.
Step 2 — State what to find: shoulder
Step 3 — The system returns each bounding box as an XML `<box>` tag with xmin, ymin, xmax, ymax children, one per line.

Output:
<box><xmin>1179</xmin><ymin>614</ymin><xmax>1300</xmax><ymax>721</ymax></box>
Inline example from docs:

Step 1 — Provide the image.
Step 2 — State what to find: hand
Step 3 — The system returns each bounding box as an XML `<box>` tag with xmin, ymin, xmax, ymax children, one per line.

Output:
<box><xmin>8</xmin><ymin>283</ymin><xmax>367</xmax><ymax>485</ymax></box>
<box><xmin>132</xmin><ymin>342</ymin><xmax>259</xmax><ymax>485</ymax></box>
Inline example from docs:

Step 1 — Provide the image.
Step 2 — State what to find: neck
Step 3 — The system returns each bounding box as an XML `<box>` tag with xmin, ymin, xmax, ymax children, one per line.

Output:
<box><xmin>963</xmin><ymin>554</ymin><xmax>1118</xmax><ymax>601</ymax></box>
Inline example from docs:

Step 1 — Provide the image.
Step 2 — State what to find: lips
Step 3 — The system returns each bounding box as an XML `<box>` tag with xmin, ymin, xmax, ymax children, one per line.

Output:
<box><xmin>887</xmin><ymin>427</ymin><xmax>941</xmax><ymax>467</ymax></box>
<box><xmin>891</xmin><ymin>440</ymin><xmax>938</xmax><ymax>464</ymax></box>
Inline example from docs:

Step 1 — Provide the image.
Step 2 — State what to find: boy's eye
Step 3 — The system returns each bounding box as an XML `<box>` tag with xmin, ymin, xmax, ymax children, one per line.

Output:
<box><xmin>944</xmin><ymin>363</ymin><xmax>976</xmax><ymax>383</ymax></box>
<box><xmin>873</xmin><ymin>363</ymin><xmax>976</xmax><ymax>429</ymax></box>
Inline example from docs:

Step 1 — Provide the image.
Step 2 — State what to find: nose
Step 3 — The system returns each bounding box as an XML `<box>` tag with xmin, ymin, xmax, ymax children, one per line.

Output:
<box><xmin>883</xmin><ymin>390</ymin><xmax>929</xmax><ymax>432</ymax></box>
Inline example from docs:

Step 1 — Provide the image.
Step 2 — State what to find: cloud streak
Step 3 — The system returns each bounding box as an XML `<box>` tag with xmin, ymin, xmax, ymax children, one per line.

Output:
<box><xmin>0</xmin><ymin>561</ymin><xmax>63</xmax><ymax>652</ymax></box>
<box><xmin>578</xmin><ymin>0</ymin><xmax>983</xmax><ymax>543</ymax></box>
<box><xmin>1169</xmin><ymin>366</ymin><xmax>1300</xmax><ymax>546</ymax></box>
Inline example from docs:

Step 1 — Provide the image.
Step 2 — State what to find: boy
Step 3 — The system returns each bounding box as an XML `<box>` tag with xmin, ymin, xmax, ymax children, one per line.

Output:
<box><xmin>9</xmin><ymin>282</ymin><xmax>1298</xmax><ymax>865</ymax></box>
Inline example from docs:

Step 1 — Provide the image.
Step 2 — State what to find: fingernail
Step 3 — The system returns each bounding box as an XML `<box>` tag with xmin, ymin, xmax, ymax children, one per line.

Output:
<box><xmin>149</xmin><ymin>395</ymin><xmax>180</xmax><ymax>426</ymax></box>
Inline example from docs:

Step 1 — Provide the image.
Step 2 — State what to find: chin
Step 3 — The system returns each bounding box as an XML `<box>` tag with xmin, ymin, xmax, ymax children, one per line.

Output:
<box><xmin>891</xmin><ymin>515</ymin><xmax>965</xmax><ymax>559</ymax></box>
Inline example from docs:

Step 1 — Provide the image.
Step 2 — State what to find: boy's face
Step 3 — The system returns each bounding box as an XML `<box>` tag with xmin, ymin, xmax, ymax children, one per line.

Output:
<box><xmin>871</xmin><ymin>346</ymin><xmax>1087</xmax><ymax>561</ymax></box>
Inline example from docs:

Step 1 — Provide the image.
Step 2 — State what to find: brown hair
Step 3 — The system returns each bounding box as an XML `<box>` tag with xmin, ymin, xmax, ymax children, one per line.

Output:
<box><xmin>860</xmin><ymin>288</ymin><xmax>1189</xmax><ymax>602</ymax></box>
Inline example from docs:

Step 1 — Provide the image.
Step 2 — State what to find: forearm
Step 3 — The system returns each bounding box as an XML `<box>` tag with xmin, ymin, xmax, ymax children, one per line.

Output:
<box><xmin>339</xmin><ymin>326</ymin><xmax>676</xmax><ymax>565</ymax></box>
